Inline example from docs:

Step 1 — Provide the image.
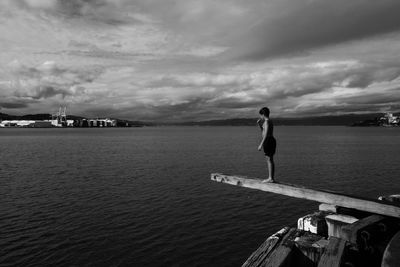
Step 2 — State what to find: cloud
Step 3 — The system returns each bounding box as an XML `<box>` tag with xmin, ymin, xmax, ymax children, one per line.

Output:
<box><xmin>24</xmin><ymin>0</ymin><xmax>55</xmax><ymax>9</ymax></box>
<box><xmin>0</xmin><ymin>102</ymin><xmax>30</xmax><ymax>109</ymax></box>
<box><xmin>226</xmin><ymin>0</ymin><xmax>400</xmax><ymax>60</ymax></box>
<box><xmin>4</xmin><ymin>0</ymin><xmax>400</xmax><ymax>60</ymax></box>
<box><xmin>0</xmin><ymin>94</ymin><xmax>39</xmax><ymax>110</ymax></box>
<box><xmin>3</xmin><ymin>61</ymin><xmax>101</xmax><ymax>104</ymax></box>
<box><xmin>12</xmin><ymin>0</ymin><xmax>139</xmax><ymax>25</ymax></box>
<box><xmin>2</xmin><ymin>56</ymin><xmax>400</xmax><ymax>120</ymax></box>
<box><xmin>134</xmin><ymin>59</ymin><xmax>400</xmax><ymax>119</ymax></box>
<box><xmin>1</xmin><ymin>1</ymin><xmax>400</xmax><ymax>120</ymax></box>
<box><xmin>29</xmin><ymin>85</ymin><xmax>71</xmax><ymax>99</ymax></box>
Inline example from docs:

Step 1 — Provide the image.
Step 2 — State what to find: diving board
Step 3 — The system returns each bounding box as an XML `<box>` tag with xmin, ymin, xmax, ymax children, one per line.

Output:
<box><xmin>211</xmin><ymin>173</ymin><xmax>400</xmax><ymax>218</ymax></box>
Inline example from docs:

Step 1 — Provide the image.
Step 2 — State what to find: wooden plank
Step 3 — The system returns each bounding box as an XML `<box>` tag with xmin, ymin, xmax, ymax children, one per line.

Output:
<box><xmin>242</xmin><ymin>237</ymin><xmax>281</xmax><ymax>267</ymax></box>
<box><xmin>341</xmin><ymin>215</ymin><xmax>385</xmax><ymax>244</ymax></box>
<box><xmin>382</xmin><ymin>230</ymin><xmax>400</xmax><ymax>267</ymax></box>
<box><xmin>242</xmin><ymin>227</ymin><xmax>289</xmax><ymax>267</ymax></box>
<box><xmin>261</xmin><ymin>228</ymin><xmax>298</xmax><ymax>267</ymax></box>
<box><xmin>319</xmin><ymin>203</ymin><xmax>338</xmax><ymax>213</ymax></box>
<box><xmin>211</xmin><ymin>173</ymin><xmax>400</xmax><ymax>218</ymax></box>
<box><xmin>317</xmin><ymin>237</ymin><xmax>347</xmax><ymax>267</ymax></box>
<box><xmin>294</xmin><ymin>233</ymin><xmax>326</xmax><ymax>265</ymax></box>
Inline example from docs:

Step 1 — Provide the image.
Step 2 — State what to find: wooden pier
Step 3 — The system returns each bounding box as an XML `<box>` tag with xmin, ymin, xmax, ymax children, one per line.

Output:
<box><xmin>211</xmin><ymin>173</ymin><xmax>400</xmax><ymax>267</ymax></box>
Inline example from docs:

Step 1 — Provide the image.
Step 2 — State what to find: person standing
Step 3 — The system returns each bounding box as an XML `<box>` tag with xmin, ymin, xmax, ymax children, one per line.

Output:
<box><xmin>257</xmin><ymin>107</ymin><xmax>276</xmax><ymax>182</ymax></box>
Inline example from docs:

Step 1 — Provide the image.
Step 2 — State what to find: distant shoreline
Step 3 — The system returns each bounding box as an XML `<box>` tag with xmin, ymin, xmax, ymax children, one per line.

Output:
<box><xmin>2</xmin><ymin>112</ymin><xmax>399</xmax><ymax>127</ymax></box>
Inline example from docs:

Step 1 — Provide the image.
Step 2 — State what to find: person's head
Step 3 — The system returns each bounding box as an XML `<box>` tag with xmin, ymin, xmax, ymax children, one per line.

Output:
<box><xmin>259</xmin><ymin>107</ymin><xmax>270</xmax><ymax>118</ymax></box>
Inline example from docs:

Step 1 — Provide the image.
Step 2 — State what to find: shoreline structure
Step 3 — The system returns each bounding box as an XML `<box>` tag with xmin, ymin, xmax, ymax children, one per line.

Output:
<box><xmin>211</xmin><ymin>173</ymin><xmax>400</xmax><ymax>267</ymax></box>
<box><xmin>0</xmin><ymin>108</ymin><xmax>146</xmax><ymax>128</ymax></box>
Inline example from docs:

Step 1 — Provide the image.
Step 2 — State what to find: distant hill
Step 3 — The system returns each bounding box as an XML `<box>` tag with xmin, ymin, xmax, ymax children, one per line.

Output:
<box><xmin>0</xmin><ymin>113</ymin><xmax>85</xmax><ymax>121</ymax></box>
<box><xmin>21</xmin><ymin>114</ymin><xmax>53</xmax><ymax>120</ymax></box>
<box><xmin>174</xmin><ymin>113</ymin><xmax>385</xmax><ymax>126</ymax></box>
<box><xmin>0</xmin><ymin>113</ymin><xmax>13</xmax><ymax>120</ymax></box>
<box><xmin>115</xmin><ymin>119</ymin><xmax>154</xmax><ymax>127</ymax></box>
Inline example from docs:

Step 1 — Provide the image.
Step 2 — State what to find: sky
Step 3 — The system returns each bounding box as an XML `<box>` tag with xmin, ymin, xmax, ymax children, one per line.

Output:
<box><xmin>1</xmin><ymin>0</ymin><xmax>400</xmax><ymax>121</ymax></box>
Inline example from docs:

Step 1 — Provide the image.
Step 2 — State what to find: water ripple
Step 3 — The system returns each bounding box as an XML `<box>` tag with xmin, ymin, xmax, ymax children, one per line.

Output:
<box><xmin>1</xmin><ymin>127</ymin><xmax>400</xmax><ymax>266</ymax></box>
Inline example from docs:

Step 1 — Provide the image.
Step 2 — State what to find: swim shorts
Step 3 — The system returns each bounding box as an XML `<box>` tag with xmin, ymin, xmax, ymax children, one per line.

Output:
<box><xmin>263</xmin><ymin>136</ymin><xmax>276</xmax><ymax>157</ymax></box>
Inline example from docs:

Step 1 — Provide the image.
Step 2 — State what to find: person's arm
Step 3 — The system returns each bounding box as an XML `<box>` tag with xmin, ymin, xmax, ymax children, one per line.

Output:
<box><xmin>257</xmin><ymin>119</ymin><xmax>263</xmax><ymax>130</ymax></box>
<box><xmin>258</xmin><ymin>120</ymin><xmax>268</xmax><ymax>150</ymax></box>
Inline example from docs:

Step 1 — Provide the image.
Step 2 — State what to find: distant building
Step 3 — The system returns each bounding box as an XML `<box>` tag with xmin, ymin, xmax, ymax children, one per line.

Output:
<box><xmin>33</xmin><ymin>121</ymin><xmax>53</xmax><ymax>128</ymax></box>
<box><xmin>0</xmin><ymin>107</ymin><xmax>120</xmax><ymax>128</ymax></box>
<box><xmin>87</xmin><ymin>118</ymin><xmax>117</xmax><ymax>127</ymax></box>
<box><xmin>380</xmin><ymin>112</ymin><xmax>399</xmax><ymax>126</ymax></box>
<box><xmin>0</xmin><ymin>120</ymin><xmax>52</xmax><ymax>128</ymax></box>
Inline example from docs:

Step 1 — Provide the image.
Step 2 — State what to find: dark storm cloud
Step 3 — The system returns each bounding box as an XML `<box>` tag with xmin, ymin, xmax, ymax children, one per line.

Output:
<box><xmin>344</xmin><ymin>66</ymin><xmax>400</xmax><ymax>88</ymax></box>
<box><xmin>209</xmin><ymin>97</ymin><xmax>265</xmax><ymax>109</ymax></box>
<box><xmin>270</xmin><ymin>80</ymin><xmax>332</xmax><ymax>99</ymax></box>
<box><xmin>29</xmin><ymin>85</ymin><xmax>71</xmax><ymax>99</ymax></box>
<box><xmin>266</xmin><ymin>61</ymin><xmax>400</xmax><ymax>101</ymax></box>
<box><xmin>7</xmin><ymin>61</ymin><xmax>101</xmax><ymax>101</ymax></box>
<box><xmin>339</xmin><ymin>90</ymin><xmax>400</xmax><ymax>106</ymax></box>
<box><xmin>57</xmin><ymin>0</ymin><xmax>136</xmax><ymax>25</ymax></box>
<box><xmin>12</xmin><ymin>0</ymin><xmax>140</xmax><ymax>25</ymax></box>
<box><xmin>0</xmin><ymin>102</ymin><xmax>29</xmax><ymax>109</ymax></box>
<box><xmin>230</xmin><ymin>0</ymin><xmax>400</xmax><ymax>60</ymax></box>
<box><xmin>295</xmin><ymin>103</ymin><xmax>398</xmax><ymax>117</ymax></box>
<box><xmin>282</xmin><ymin>85</ymin><xmax>400</xmax><ymax>117</ymax></box>
<box><xmin>0</xmin><ymin>95</ymin><xmax>38</xmax><ymax>109</ymax></box>
<box><xmin>129</xmin><ymin>58</ymin><xmax>400</xmax><ymax>120</ymax></box>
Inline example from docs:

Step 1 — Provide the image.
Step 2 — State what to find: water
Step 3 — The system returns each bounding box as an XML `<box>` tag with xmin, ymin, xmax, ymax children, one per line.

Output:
<box><xmin>1</xmin><ymin>126</ymin><xmax>400</xmax><ymax>266</ymax></box>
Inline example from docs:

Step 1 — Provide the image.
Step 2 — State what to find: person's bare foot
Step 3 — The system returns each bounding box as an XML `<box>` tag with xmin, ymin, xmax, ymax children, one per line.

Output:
<box><xmin>262</xmin><ymin>178</ymin><xmax>275</xmax><ymax>183</ymax></box>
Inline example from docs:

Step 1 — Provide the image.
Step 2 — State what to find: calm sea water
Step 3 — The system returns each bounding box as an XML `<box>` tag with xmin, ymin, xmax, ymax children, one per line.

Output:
<box><xmin>1</xmin><ymin>126</ymin><xmax>400</xmax><ymax>267</ymax></box>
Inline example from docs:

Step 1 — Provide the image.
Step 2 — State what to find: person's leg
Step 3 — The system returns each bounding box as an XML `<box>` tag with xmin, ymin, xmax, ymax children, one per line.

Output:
<box><xmin>269</xmin><ymin>156</ymin><xmax>275</xmax><ymax>180</ymax></box>
<box><xmin>263</xmin><ymin>156</ymin><xmax>275</xmax><ymax>182</ymax></box>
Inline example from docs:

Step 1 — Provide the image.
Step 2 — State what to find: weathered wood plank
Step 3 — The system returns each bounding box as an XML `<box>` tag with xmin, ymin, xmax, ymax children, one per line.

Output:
<box><xmin>382</xmin><ymin>230</ymin><xmax>400</xmax><ymax>267</ymax></box>
<box><xmin>294</xmin><ymin>233</ymin><xmax>327</xmax><ymax>265</ymax></box>
<box><xmin>261</xmin><ymin>228</ymin><xmax>298</xmax><ymax>267</ymax></box>
<box><xmin>210</xmin><ymin>173</ymin><xmax>400</xmax><ymax>218</ymax></box>
<box><xmin>317</xmin><ymin>237</ymin><xmax>347</xmax><ymax>267</ymax></box>
<box><xmin>242</xmin><ymin>227</ymin><xmax>289</xmax><ymax>267</ymax></box>
<box><xmin>341</xmin><ymin>215</ymin><xmax>385</xmax><ymax>244</ymax></box>
<box><xmin>242</xmin><ymin>237</ymin><xmax>280</xmax><ymax>267</ymax></box>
